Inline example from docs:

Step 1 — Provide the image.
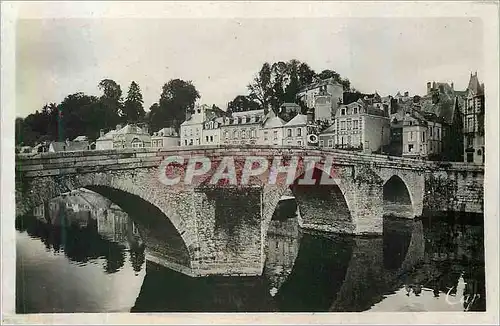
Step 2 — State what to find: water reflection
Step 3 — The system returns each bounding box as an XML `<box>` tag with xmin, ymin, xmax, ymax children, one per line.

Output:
<box><xmin>16</xmin><ymin>191</ymin><xmax>485</xmax><ymax>313</ymax></box>
<box><xmin>16</xmin><ymin>190</ymin><xmax>146</xmax><ymax>313</ymax></box>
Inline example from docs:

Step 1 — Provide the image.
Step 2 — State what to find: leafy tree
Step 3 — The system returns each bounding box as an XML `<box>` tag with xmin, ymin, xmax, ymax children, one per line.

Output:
<box><xmin>247</xmin><ymin>62</ymin><xmax>272</xmax><ymax>112</ymax></box>
<box><xmin>227</xmin><ymin>95</ymin><xmax>260</xmax><ymax>113</ymax></box>
<box><xmin>124</xmin><ymin>81</ymin><xmax>145</xmax><ymax>123</ymax></box>
<box><xmin>156</xmin><ymin>79</ymin><xmax>200</xmax><ymax>131</ymax></box>
<box><xmin>98</xmin><ymin>79</ymin><xmax>123</xmax><ymax>127</ymax></box>
<box><xmin>317</xmin><ymin>69</ymin><xmax>351</xmax><ymax>91</ymax></box>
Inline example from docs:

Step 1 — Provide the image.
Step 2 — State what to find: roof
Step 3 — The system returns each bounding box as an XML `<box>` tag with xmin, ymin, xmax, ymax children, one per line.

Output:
<box><xmin>284</xmin><ymin>114</ymin><xmax>307</xmax><ymax>127</ymax></box>
<box><xmin>73</xmin><ymin>135</ymin><xmax>88</xmax><ymax>142</ymax></box>
<box><xmin>262</xmin><ymin>110</ymin><xmax>286</xmax><ymax>129</ymax></box>
<box><xmin>466</xmin><ymin>73</ymin><xmax>484</xmax><ymax>96</ymax></box>
<box><xmin>153</xmin><ymin>127</ymin><xmax>178</xmax><ymax>137</ymax></box>
<box><xmin>231</xmin><ymin>109</ymin><xmax>265</xmax><ymax>117</ymax></box>
<box><xmin>97</xmin><ymin>129</ymin><xmax>117</xmax><ymax>141</ymax></box>
<box><xmin>115</xmin><ymin>124</ymin><xmax>148</xmax><ymax>135</ymax></box>
<box><xmin>50</xmin><ymin>141</ymin><xmax>89</xmax><ymax>152</ymax></box>
<box><xmin>298</xmin><ymin>77</ymin><xmax>342</xmax><ymax>93</ymax></box>
<box><xmin>320</xmin><ymin>123</ymin><xmax>336</xmax><ymax>134</ymax></box>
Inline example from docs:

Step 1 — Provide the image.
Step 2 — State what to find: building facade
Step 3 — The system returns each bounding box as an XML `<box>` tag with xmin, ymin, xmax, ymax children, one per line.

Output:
<box><xmin>462</xmin><ymin>72</ymin><xmax>485</xmax><ymax>164</ymax></box>
<box><xmin>401</xmin><ymin>111</ymin><xmax>443</xmax><ymax>159</ymax></box>
<box><xmin>282</xmin><ymin>114</ymin><xmax>308</xmax><ymax>147</ymax></box>
<box><xmin>296</xmin><ymin>77</ymin><xmax>343</xmax><ymax>123</ymax></box>
<box><xmin>259</xmin><ymin>110</ymin><xmax>286</xmax><ymax>146</ymax></box>
<box><xmin>322</xmin><ymin>100</ymin><xmax>390</xmax><ymax>153</ymax></box>
<box><xmin>151</xmin><ymin>127</ymin><xmax>180</xmax><ymax>148</ymax></box>
<box><xmin>220</xmin><ymin>109</ymin><xmax>264</xmax><ymax>145</ymax></box>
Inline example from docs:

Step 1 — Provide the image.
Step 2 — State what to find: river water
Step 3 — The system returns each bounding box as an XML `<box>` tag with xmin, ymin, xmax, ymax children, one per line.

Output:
<box><xmin>16</xmin><ymin>190</ymin><xmax>486</xmax><ymax>313</ymax></box>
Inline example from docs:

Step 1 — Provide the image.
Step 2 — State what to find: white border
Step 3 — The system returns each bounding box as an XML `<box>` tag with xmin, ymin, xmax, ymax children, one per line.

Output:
<box><xmin>1</xmin><ymin>1</ymin><xmax>499</xmax><ymax>324</ymax></box>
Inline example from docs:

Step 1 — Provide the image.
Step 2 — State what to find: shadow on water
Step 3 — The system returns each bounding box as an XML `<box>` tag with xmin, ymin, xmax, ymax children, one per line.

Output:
<box><xmin>16</xmin><ymin>190</ymin><xmax>486</xmax><ymax>313</ymax></box>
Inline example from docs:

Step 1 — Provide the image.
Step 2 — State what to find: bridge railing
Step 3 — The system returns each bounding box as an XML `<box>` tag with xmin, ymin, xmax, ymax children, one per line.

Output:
<box><xmin>15</xmin><ymin>145</ymin><xmax>484</xmax><ymax>173</ymax></box>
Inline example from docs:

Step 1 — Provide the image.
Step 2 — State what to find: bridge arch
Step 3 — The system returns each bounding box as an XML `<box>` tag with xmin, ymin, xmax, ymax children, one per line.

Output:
<box><xmin>16</xmin><ymin>172</ymin><xmax>194</xmax><ymax>271</ymax></box>
<box><xmin>382</xmin><ymin>174</ymin><xmax>415</xmax><ymax>218</ymax></box>
<box><xmin>263</xmin><ymin>163</ymin><xmax>355</xmax><ymax>239</ymax></box>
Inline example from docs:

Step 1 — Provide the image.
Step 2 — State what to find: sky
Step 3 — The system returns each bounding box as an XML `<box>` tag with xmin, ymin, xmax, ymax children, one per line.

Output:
<box><xmin>16</xmin><ymin>17</ymin><xmax>483</xmax><ymax>118</ymax></box>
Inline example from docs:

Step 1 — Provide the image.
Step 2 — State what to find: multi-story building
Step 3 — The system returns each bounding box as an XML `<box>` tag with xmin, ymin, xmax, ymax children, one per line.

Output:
<box><xmin>220</xmin><ymin>109</ymin><xmax>264</xmax><ymax>145</ymax></box>
<box><xmin>96</xmin><ymin>124</ymin><xmax>151</xmax><ymax>150</ymax></box>
<box><xmin>282</xmin><ymin>114</ymin><xmax>308</xmax><ymax>147</ymax></box>
<box><xmin>401</xmin><ymin>110</ymin><xmax>443</xmax><ymax>159</ymax></box>
<box><xmin>202</xmin><ymin>117</ymin><xmax>224</xmax><ymax>146</ymax></box>
<box><xmin>462</xmin><ymin>72</ymin><xmax>485</xmax><ymax>164</ymax></box>
<box><xmin>180</xmin><ymin>105</ymin><xmax>208</xmax><ymax>146</ymax></box>
<box><xmin>321</xmin><ymin>99</ymin><xmax>390</xmax><ymax>153</ymax></box>
<box><xmin>151</xmin><ymin>127</ymin><xmax>180</xmax><ymax>148</ymax></box>
<box><xmin>259</xmin><ymin>110</ymin><xmax>286</xmax><ymax>146</ymax></box>
<box><xmin>296</xmin><ymin>77</ymin><xmax>343</xmax><ymax>123</ymax></box>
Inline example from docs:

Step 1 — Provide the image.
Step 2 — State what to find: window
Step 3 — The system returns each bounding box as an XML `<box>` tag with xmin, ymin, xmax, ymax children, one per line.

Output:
<box><xmin>430</xmin><ymin>126</ymin><xmax>433</xmax><ymax>137</ymax></box>
<box><xmin>353</xmin><ymin>108</ymin><xmax>358</xmax><ymax>114</ymax></box>
<box><xmin>287</xmin><ymin>128</ymin><xmax>292</xmax><ymax>137</ymax></box>
<box><xmin>210</xmin><ymin>136</ymin><xmax>213</xmax><ymax>142</ymax></box>
<box><xmin>408</xmin><ymin>131</ymin><xmax>414</xmax><ymax>141</ymax></box>
<box><xmin>408</xmin><ymin>144</ymin><xmax>414</xmax><ymax>152</ymax></box>
<box><xmin>242</xmin><ymin>130</ymin><xmax>246</xmax><ymax>139</ymax></box>
<box><xmin>341</xmin><ymin>121</ymin><xmax>346</xmax><ymax>130</ymax></box>
<box><xmin>328</xmin><ymin>139</ymin><xmax>333</xmax><ymax>148</ymax></box>
<box><xmin>421</xmin><ymin>131</ymin><xmax>426</xmax><ymax>142</ymax></box>
<box><xmin>297</xmin><ymin>128</ymin><xmax>302</xmax><ymax>137</ymax></box>
<box><xmin>341</xmin><ymin>108</ymin><xmax>346</xmax><ymax>115</ymax></box>
<box><xmin>353</xmin><ymin>120</ymin><xmax>359</xmax><ymax>129</ymax></box>
<box><xmin>319</xmin><ymin>140</ymin><xmax>324</xmax><ymax>147</ymax></box>
<box><xmin>233</xmin><ymin>130</ymin><xmax>238</xmax><ymax>139</ymax></box>
<box><xmin>297</xmin><ymin>140</ymin><xmax>302</xmax><ymax>146</ymax></box>
<box><xmin>273</xmin><ymin>131</ymin><xmax>278</xmax><ymax>140</ymax></box>
<box><xmin>206</xmin><ymin>136</ymin><xmax>209</xmax><ymax>142</ymax></box>
<box><xmin>158</xmin><ymin>139</ymin><xmax>163</xmax><ymax>147</ymax></box>
<box><xmin>467</xmin><ymin>136</ymin><xmax>474</xmax><ymax>147</ymax></box>
<box><xmin>184</xmin><ymin>140</ymin><xmax>187</xmax><ymax>145</ymax></box>
<box><xmin>467</xmin><ymin>152</ymin><xmax>474</xmax><ymax>163</ymax></box>
<box><xmin>437</xmin><ymin>128</ymin><xmax>440</xmax><ymax>139</ymax></box>
<box><xmin>467</xmin><ymin>117</ymin><xmax>474</xmax><ymax>132</ymax></box>
<box><xmin>264</xmin><ymin>131</ymin><xmax>268</xmax><ymax>140</ymax></box>
<box><xmin>347</xmin><ymin>135</ymin><xmax>351</xmax><ymax>145</ymax></box>
<box><xmin>347</xmin><ymin>119</ymin><xmax>352</xmax><ymax>130</ymax></box>
<box><xmin>251</xmin><ymin>129</ymin><xmax>256</xmax><ymax>138</ymax></box>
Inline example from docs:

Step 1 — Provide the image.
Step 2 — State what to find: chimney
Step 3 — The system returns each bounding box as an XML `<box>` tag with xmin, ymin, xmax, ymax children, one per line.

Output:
<box><xmin>99</xmin><ymin>129</ymin><xmax>105</xmax><ymax>138</ymax></box>
<box><xmin>141</xmin><ymin>124</ymin><xmax>149</xmax><ymax>135</ymax></box>
<box><xmin>404</xmin><ymin>91</ymin><xmax>409</xmax><ymax>97</ymax></box>
<box><xmin>451</xmin><ymin>82</ymin><xmax>454</xmax><ymax>90</ymax></box>
<box><xmin>116</xmin><ymin>124</ymin><xmax>123</xmax><ymax>131</ymax></box>
<box><xmin>427</xmin><ymin>82</ymin><xmax>431</xmax><ymax>95</ymax></box>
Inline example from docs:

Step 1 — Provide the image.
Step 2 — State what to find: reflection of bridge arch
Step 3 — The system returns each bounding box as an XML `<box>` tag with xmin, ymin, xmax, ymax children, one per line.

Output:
<box><xmin>16</xmin><ymin>172</ymin><xmax>194</xmax><ymax>274</ymax></box>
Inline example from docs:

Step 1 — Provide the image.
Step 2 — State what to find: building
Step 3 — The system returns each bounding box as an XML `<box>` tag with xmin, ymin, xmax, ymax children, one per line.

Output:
<box><xmin>296</xmin><ymin>77</ymin><xmax>343</xmax><ymax>123</ymax></box>
<box><xmin>282</xmin><ymin>114</ymin><xmax>308</xmax><ymax>147</ymax></box>
<box><xmin>96</xmin><ymin>124</ymin><xmax>151</xmax><ymax>150</ymax></box>
<box><xmin>401</xmin><ymin>110</ymin><xmax>444</xmax><ymax>159</ymax></box>
<box><xmin>151</xmin><ymin>127</ymin><xmax>180</xmax><ymax>148</ymax></box>
<box><xmin>323</xmin><ymin>99</ymin><xmax>390</xmax><ymax>153</ymax></box>
<box><xmin>201</xmin><ymin>117</ymin><xmax>224</xmax><ymax>146</ymax></box>
<box><xmin>180</xmin><ymin>104</ymin><xmax>225</xmax><ymax>146</ymax></box>
<box><xmin>113</xmin><ymin>124</ymin><xmax>151</xmax><ymax>149</ymax></box>
<box><xmin>220</xmin><ymin>109</ymin><xmax>264</xmax><ymax>145</ymax></box>
<box><xmin>259</xmin><ymin>110</ymin><xmax>286</xmax><ymax>146</ymax></box>
<box><xmin>49</xmin><ymin>137</ymin><xmax>90</xmax><ymax>152</ymax></box>
<box><xmin>462</xmin><ymin>72</ymin><xmax>485</xmax><ymax>164</ymax></box>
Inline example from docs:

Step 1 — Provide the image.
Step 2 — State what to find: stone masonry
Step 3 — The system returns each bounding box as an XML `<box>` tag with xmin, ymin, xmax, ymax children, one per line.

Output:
<box><xmin>15</xmin><ymin>146</ymin><xmax>484</xmax><ymax>277</ymax></box>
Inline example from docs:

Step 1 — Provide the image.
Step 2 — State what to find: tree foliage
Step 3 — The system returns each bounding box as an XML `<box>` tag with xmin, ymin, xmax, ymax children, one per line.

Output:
<box><xmin>124</xmin><ymin>81</ymin><xmax>145</xmax><ymax>123</ymax></box>
<box><xmin>246</xmin><ymin>60</ymin><xmax>351</xmax><ymax>114</ymax></box>
<box><xmin>227</xmin><ymin>95</ymin><xmax>260</xmax><ymax>113</ymax></box>
<box><xmin>148</xmin><ymin>79</ymin><xmax>200</xmax><ymax>132</ymax></box>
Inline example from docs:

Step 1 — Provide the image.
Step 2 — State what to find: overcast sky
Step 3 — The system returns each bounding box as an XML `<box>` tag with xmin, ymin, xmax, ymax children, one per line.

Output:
<box><xmin>16</xmin><ymin>17</ymin><xmax>483</xmax><ymax>117</ymax></box>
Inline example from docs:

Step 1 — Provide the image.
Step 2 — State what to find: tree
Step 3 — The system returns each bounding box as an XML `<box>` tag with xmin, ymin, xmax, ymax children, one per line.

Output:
<box><xmin>317</xmin><ymin>69</ymin><xmax>351</xmax><ymax>91</ymax></box>
<box><xmin>247</xmin><ymin>62</ymin><xmax>272</xmax><ymax>112</ymax></box>
<box><xmin>98</xmin><ymin>79</ymin><xmax>123</xmax><ymax>127</ymax></box>
<box><xmin>124</xmin><ymin>81</ymin><xmax>145</xmax><ymax>123</ymax></box>
<box><xmin>156</xmin><ymin>79</ymin><xmax>200</xmax><ymax>132</ymax></box>
<box><xmin>227</xmin><ymin>95</ymin><xmax>260</xmax><ymax>113</ymax></box>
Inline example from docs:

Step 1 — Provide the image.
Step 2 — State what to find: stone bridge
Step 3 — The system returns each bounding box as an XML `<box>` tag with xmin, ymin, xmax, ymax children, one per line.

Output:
<box><xmin>15</xmin><ymin>146</ymin><xmax>484</xmax><ymax>277</ymax></box>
